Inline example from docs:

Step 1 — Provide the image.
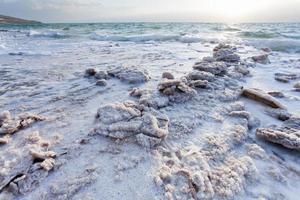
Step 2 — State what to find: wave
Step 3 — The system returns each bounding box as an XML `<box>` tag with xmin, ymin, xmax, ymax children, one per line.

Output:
<box><xmin>212</xmin><ymin>26</ymin><xmax>241</xmax><ymax>32</ymax></box>
<box><xmin>246</xmin><ymin>39</ymin><xmax>300</xmax><ymax>53</ymax></box>
<box><xmin>239</xmin><ymin>31</ymin><xmax>280</xmax><ymax>39</ymax></box>
<box><xmin>90</xmin><ymin>33</ymin><xmax>203</xmax><ymax>43</ymax></box>
<box><xmin>28</xmin><ymin>30</ymin><xmax>68</xmax><ymax>39</ymax></box>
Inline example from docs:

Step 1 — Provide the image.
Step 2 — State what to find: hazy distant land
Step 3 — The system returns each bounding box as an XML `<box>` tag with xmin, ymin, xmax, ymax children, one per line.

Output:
<box><xmin>0</xmin><ymin>15</ymin><xmax>41</xmax><ymax>24</ymax></box>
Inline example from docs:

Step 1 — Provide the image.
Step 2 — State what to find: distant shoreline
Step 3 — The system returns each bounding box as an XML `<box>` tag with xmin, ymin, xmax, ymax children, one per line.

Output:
<box><xmin>0</xmin><ymin>15</ymin><xmax>41</xmax><ymax>24</ymax></box>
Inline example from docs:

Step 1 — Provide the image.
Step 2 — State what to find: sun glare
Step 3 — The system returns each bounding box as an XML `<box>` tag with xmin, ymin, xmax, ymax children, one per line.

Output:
<box><xmin>208</xmin><ymin>0</ymin><xmax>267</xmax><ymax>22</ymax></box>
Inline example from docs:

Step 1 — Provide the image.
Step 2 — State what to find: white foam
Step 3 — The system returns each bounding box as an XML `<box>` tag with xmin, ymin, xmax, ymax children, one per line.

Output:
<box><xmin>90</xmin><ymin>33</ymin><xmax>203</xmax><ymax>43</ymax></box>
<box><xmin>28</xmin><ymin>30</ymin><xmax>67</xmax><ymax>38</ymax></box>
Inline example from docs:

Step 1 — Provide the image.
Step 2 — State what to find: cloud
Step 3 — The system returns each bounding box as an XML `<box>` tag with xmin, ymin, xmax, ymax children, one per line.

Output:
<box><xmin>0</xmin><ymin>0</ymin><xmax>102</xmax><ymax>10</ymax></box>
<box><xmin>0</xmin><ymin>0</ymin><xmax>299</xmax><ymax>22</ymax></box>
<box><xmin>30</xmin><ymin>0</ymin><xmax>102</xmax><ymax>10</ymax></box>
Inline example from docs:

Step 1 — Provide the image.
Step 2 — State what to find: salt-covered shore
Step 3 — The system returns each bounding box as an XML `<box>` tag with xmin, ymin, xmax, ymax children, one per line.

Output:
<box><xmin>0</xmin><ymin>24</ymin><xmax>300</xmax><ymax>199</ymax></box>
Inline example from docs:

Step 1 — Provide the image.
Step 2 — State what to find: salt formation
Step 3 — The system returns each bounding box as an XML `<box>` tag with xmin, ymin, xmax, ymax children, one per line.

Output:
<box><xmin>157</xmin><ymin>79</ymin><xmax>197</xmax><ymax>103</ymax></box>
<box><xmin>234</xmin><ymin>64</ymin><xmax>250</xmax><ymax>76</ymax></box>
<box><xmin>256</xmin><ymin>117</ymin><xmax>300</xmax><ymax>150</ymax></box>
<box><xmin>274</xmin><ymin>72</ymin><xmax>298</xmax><ymax>83</ymax></box>
<box><xmin>257</xmin><ymin>127</ymin><xmax>300</xmax><ymax>150</ymax></box>
<box><xmin>130</xmin><ymin>88</ymin><xmax>169</xmax><ymax>109</ymax></box>
<box><xmin>268</xmin><ymin>91</ymin><xmax>285</xmax><ymax>98</ymax></box>
<box><xmin>193</xmin><ymin>58</ymin><xmax>227</xmax><ymax>76</ymax></box>
<box><xmin>0</xmin><ymin>111</ymin><xmax>44</xmax><ymax>136</ymax></box>
<box><xmin>186</xmin><ymin>71</ymin><xmax>215</xmax><ymax>82</ymax></box>
<box><xmin>94</xmin><ymin>101</ymin><xmax>169</xmax><ymax>147</ymax></box>
<box><xmin>0</xmin><ymin>131</ymin><xmax>56</xmax><ymax>196</ymax></box>
<box><xmin>107</xmin><ymin>66</ymin><xmax>150</xmax><ymax>84</ymax></box>
<box><xmin>40</xmin><ymin>169</ymin><xmax>98</xmax><ymax>200</ymax></box>
<box><xmin>162</xmin><ymin>72</ymin><xmax>175</xmax><ymax>80</ymax></box>
<box><xmin>95</xmin><ymin>70</ymin><xmax>109</xmax><ymax>80</ymax></box>
<box><xmin>245</xmin><ymin>144</ymin><xmax>267</xmax><ymax>160</ymax></box>
<box><xmin>84</xmin><ymin>68</ymin><xmax>97</xmax><ymax>76</ymax></box>
<box><xmin>264</xmin><ymin>108</ymin><xmax>291</xmax><ymax>121</ymax></box>
<box><xmin>85</xmin><ymin>66</ymin><xmax>150</xmax><ymax>84</ymax></box>
<box><xmin>212</xmin><ymin>43</ymin><xmax>240</xmax><ymax>62</ymax></box>
<box><xmin>294</xmin><ymin>82</ymin><xmax>300</xmax><ymax>91</ymax></box>
<box><xmin>156</xmin><ymin>129</ymin><xmax>258</xmax><ymax>200</ymax></box>
<box><xmin>251</xmin><ymin>54</ymin><xmax>270</xmax><ymax>64</ymax></box>
<box><xmin>95</xmin><ymin>79</ymin><xmax>107</xmax><ymax>86</ymax></box>
<box><xmin>242</xmin><ymin>88</ymin><xmax>285</xmax><ymax>109</ymax></box>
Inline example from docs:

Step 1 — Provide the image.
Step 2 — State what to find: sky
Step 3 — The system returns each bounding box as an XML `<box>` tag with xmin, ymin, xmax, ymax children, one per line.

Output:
<box><xmin>0</xmin><ymin>0</ymin><xmax>300</xmax><ymax>23</ymax></box>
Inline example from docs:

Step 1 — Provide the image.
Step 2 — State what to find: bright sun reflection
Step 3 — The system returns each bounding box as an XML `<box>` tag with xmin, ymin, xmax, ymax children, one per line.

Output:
<box><xmin>205</xmin><ymin>0</ymin><xmax>270</xmax><ymax>22</ymax></box>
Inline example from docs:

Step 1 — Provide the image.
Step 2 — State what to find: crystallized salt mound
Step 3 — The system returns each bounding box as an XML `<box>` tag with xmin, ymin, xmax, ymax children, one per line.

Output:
<box><xmin>264</xmin><ymin>108</ymin><xmax>291</xmax><ymax>121</ymax></box>
<box><xmin>234</xmin><ymin>64</ymin><xmax>250</xmax><ymax>76</ymax></box>
<box><xmin>242</xmin><ymin>88</ymin><xmax>286</xmax><ymax>109</ymax></box>
<box><xmin>162</xmin><ymin>72</ymin><xmax>175</xmax><ymax>80</ymax></box>
<box><xmin>130</xmin><ymin>88</ymin><xmax>169</xmax><ymax>109</ymax></box>
<box><xmin>274</xmin><ymin>72</ymin><xmax>298</xmax><ymax>83</ymax></box>
<box><xmin>0</xmin><ymin>131</ymin><xmax>56</xmax><ymax>195</ymax></box>
<box><xmin>294</xmin><ymin>82</ymin><xmax>300</xmax><ymax>90</ymax></box>
<box><xmin>0</xmin><ymin>111</ymin><xmax>45</xmax><ymax>136</ymax></box>
<box><xmin>107</xmin><ymin>66</ymin><xmax>150</xmax><ymax>84</ymax></box>
<box><xmin>155</xmin><ymin>122</ymin><xmax>258</xmax><ymax>200</ymax></box>
<box><xmin>193</xmin><ymin>59</ymin><xmax>228</xmax><ymax>76</ymax></box>
<box><xmin>157</xmin><ymin>79</ymin><xmax>197</xmax><ymax>103</ymax></box>
<box><xmin>213</xmin><ymin>43</ymin><xmax>240</xmax><ymax>63</ymax></box>
<box><xmin>186</xmin><ymin>71</ymin><xmax>215</xmax><ymax>82</ymax></box>
<box><xmin>251</xmin><ymin>54</ymin><xmax>270</xmax><ymax>64</ymax></box>
<box><xmin>94</xmin><ymin>101</ymin><xmax>169</xmax><ymax>147</ymax></box>
<box><xmin>257</xmin><ymin>127</ymin><xmax>300</xmax><ymax>151</ymax></box>
<box><xmin>40</xmin><ymin>169</ymin><xmax>98</xmax><ymax>200</ymax></box>
<box><xmin>156</xmin><ymin>144</ymin><xmax>257</xmax><ymax>200</ymax></box>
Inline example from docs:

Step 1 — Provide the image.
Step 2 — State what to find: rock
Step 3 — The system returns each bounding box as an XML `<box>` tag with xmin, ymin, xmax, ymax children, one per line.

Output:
<box><xmin>95</xmin><ymin>70</ymin><xmax>108</xmax><ymax>79</ymax></box>
<box><xmin>268</xmin><ymin>91</ymin><xmax>285</xmax><ymax>98</ymax></box>
<box><xmin>108</xmin><ymin>67</ymin><xmax>150</xmax><ymax>84</ymax></box>
<box><xmin>157</xmin><ymin>79</ymin><xmax>197</xmax><ymax>103</ymax></box>
<box><xmin>251</xmin><ymin>54</ymin><xmax>270</xmax><ymax>64</ymax></box>
<box><xmin>265</xmin><ymin>108</ymin><xmax>291</xmax><ymax>121</ymax></box>
<box><xmin>213</xmin><ymin>44</ymin><xmax>240</xmax><ymax>62</ymax></box>
<box><xmin>95</xmin><ymin>79</ymin><xmax>107</xmax><ymax>86</ymax></box>
<box><xmin>162</xmin><ymin>72</ymin><xmax>174</xmax><ymax>80</ymax></box>
<box><xmin>256</xmin><ymin>127</ymin><xmax>300</xmax><ymax>150</ymax></box>
<box><xmin>186</xmin><ymin>71</ymin><xmax>215</xmax><ymax>81</ymax></box>
<box><xmin>193</xmin><ymin>60</ymin><xmax>227</xmax><ymax>76</ymax></box>
<box><xmin>274</xmin><ymin>73</ymin><xmax>298</xmax><ymax>83</ymax></box>
<box><xmin>94</xmin><ymin>101</ymin><xmax>169</xmax><ymax>145</ymax></box>
<box><xmin>242</xmin><ymin>88</ymin><xmax>285</xmax><ymax>109</ymax></box>
<box><xmin>85</xmin><ymin>68</ymin><xmax>97</xmax><ymax>76</ymax></box>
